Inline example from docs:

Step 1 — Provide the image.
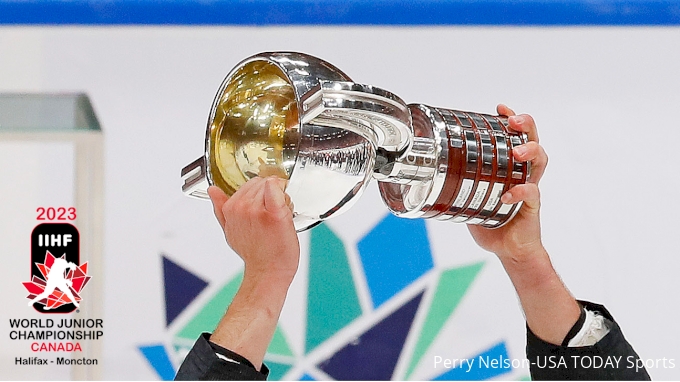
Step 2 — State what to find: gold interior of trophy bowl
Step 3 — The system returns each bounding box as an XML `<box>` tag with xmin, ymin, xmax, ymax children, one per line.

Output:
<box><xmin>208</xmin><ymin>60</ymin><xmax>299</xmax><ymax>196</ymax></box>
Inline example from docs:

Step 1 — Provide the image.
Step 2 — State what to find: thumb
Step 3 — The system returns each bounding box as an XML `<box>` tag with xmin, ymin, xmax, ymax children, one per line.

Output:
<box><xmin>263</xmin><ymin>177</ymin><xmax>288</xmax><ymax>215</ymax></box>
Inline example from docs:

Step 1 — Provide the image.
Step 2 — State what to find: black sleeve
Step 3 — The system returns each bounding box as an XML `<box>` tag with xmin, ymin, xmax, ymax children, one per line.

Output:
<box><xmin>526</xmin><ymin>301</ymin><xmax>650</xmax><ymax>380</ymax></box>
<box><xmin>175</xmin><ymin>333</ymin><xmax>269</xmax><ymax>381</ymax></box>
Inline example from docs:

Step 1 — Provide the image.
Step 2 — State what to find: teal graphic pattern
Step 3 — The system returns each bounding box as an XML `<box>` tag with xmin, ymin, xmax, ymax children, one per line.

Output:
<box><xmin>143</xmin><ymin>214</ymin><xmax>518</xmax><ymax>380</ymax></box>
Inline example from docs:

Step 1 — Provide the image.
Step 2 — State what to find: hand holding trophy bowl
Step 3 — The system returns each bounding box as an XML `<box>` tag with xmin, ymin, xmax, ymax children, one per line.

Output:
<box><xmin>181</xmin><ymin>52</ymin><xmax>530</xmax><ymax>232</ymax></box>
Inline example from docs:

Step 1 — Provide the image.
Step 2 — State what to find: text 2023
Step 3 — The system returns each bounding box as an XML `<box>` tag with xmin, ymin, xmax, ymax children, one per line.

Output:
<box><xmin>36</xmin><ymin>207</ymin><xmax>77</xmax><ymax>221</ymax></box>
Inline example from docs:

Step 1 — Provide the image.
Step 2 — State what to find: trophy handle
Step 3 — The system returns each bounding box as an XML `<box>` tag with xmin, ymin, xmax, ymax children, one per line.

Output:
<box><xmin>181</xmin><ymin>156</ymin><xmax>209</xmax><ymax>199</ymax></box>
<box><xmin>300</xmin><ymin>81</ymin><xmax>413</xmax><ymax>154</ymax></box>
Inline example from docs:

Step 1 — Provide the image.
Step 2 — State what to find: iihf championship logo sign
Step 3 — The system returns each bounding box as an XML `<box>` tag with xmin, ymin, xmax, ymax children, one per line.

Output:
<box><xmin>7</xmin><ymin>210</ymin><xmax>102</xmax><ymax>368</ymax></box>
<box><xmin>23</xmin><ymin>223</ymin><xmax>91</xmax><ymax>313</ymax></box>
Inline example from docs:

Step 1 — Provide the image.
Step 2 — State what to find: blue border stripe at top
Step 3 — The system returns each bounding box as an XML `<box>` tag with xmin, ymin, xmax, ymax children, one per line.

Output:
<box><xmin>1</xmin><ymin>0</ymin><xmax>680</xmax><ymax>25</ymax></box>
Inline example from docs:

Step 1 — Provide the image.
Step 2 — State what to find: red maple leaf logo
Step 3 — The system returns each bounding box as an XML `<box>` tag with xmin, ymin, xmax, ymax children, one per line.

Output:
<box><xmin>23</xmin><ymin>251</ymin><xmax>91</xmax><ymax>310</ymax></box>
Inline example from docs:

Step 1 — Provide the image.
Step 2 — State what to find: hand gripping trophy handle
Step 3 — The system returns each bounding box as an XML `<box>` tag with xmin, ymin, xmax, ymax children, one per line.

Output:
<box><xmin>181</xmin><ymin>52</ymin><xmax>530</xmax><ymax>231</ymax></box>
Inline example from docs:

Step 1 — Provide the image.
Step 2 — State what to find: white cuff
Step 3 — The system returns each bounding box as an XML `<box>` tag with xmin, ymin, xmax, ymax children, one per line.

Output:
<box><xmin>567</xmin><ymin>308</ymin><xmax>613</xmax><ymax>347</ymax></box>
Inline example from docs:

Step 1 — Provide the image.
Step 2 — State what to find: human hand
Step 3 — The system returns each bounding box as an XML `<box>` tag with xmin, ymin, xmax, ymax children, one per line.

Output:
<box><xmin>206</xmin><ymin>177</ymin><xmax>300</xmax><ymax>370</ymax></box>
<box><xmin>207</xmin><ymin>177</ymin><xmax>300</xmax><ymax>283</ymax></box>
<box><xmin>467</xmin><ymin>105</ymin><xmax>549</xmax><ymax>264</ymax></box>
<box><xmin>466</xmin><ymin>107</ymin><xmax>581</xmax><ymax>344</ymax></box>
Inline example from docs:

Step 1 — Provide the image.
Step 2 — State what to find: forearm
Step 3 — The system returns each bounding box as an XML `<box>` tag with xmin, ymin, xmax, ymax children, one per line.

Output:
<box><xmin>498</xmin><ymin>244</ymin><xmax>581</xmax><ymax>345</ymax></box>
<box><xmin>209</xmin><ymin>269</ymin><xmax>293</xmax><ymax>370</ymax></box>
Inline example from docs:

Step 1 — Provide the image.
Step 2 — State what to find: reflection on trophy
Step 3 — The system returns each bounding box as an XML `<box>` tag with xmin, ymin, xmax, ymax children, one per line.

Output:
<box><xmin>181</xmin><ymin>52</ymin><xmax>530</xmax><ymax>232</ymax></box>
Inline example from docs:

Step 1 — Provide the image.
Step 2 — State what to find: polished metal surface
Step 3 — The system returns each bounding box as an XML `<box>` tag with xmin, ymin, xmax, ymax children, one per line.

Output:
<box><xmin>480</xmin><ymin>130</ymin><xmax>493</xmax><ymax>176</ymax></box>
<box><xmin>205</xmin><ymin>59</ymin><xmax>297</xmax><ymax>196</ymax></box>
<box><xmin>181</xmin><ymin>157</ymin><xmax>209</xmax><ymax>199</ymax></box>
<box><xmin>494</xmin><ymin>131</ymin><xmax>509</xmax><ymax>178</ymax></box>
<box><xmin>301</xmin><ymin>81</ymin><xmax>412</xmax><ymax>152</ymax></box>
<box><xmin>182</xmin><ymin>51</ymin><xmax>412</xmax><ymax>231</ymax></box>
<box><xmin>377</xmin><ymin>104</ymin><xmax>447</xmax><ymax>219</ymax></box>
<box><xmin>181</xmin><ymin>51</ymin><xmax>532</xmax><ymax>231</ymax></box>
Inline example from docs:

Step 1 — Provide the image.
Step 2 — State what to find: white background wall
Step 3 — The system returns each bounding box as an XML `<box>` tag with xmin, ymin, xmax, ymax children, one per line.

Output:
<box><xmin>1</xmin><ymin>26</ymin><xmax>679</xmax><ymax>380</ymax></box>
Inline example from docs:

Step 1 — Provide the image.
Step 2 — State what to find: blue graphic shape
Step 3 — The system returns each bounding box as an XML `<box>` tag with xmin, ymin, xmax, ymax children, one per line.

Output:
<box><xmin>299</xmin><ymin>373</ymin><xmax>316</xmax><ymax>380</ymax></box>
<box><xmin>139</xmin><ymin>344</ymin><xmax>176</xmax><ymax>381</ymax></box>
<box><xmin>433</xmin><ymin>342</ymin><xmax>512</xmax><ymax>381</ymax></box>
<box><xmin>357</xmin><ymin>214</ymin><xmax>433</xmax><ymax>307</ymax></box>
<box><xmin>317</xmin><ymin>291</ymin><xmax>424</xmax><ymax>380</ymax></box>
<box><xmin>162</xmin><ymin>255</ymin><xmax>208</xmax><ymax>327</ymax></box>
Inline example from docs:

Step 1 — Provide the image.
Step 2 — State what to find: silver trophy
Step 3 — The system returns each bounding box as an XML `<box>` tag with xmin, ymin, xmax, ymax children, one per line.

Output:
<box><xmin>181</xmin><ymin>52</ymin><xmax>530</xmax><ymax>231</ymax></box>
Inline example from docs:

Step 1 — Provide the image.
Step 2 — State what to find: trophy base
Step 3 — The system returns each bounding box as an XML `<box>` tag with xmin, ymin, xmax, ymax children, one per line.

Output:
<box><xmin>379</xmin><ymin>105</ymin><xmax>531</xmax><ymax>229</ymax></box>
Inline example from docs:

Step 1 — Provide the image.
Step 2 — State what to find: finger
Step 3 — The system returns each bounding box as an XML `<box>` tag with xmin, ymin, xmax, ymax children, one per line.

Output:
<box><xmin>238</xmin><ymin>176</ymin><xmax>266</xmax><ymax>200</ymax></box>
<box><xmin>250</xmin><ymin>179</ymin><xmax>267</xmax><ymax>213</ymax></box>
<box><xmin>221</xmin><ymin>178</ymin><xmax>265</xmax><ymax>224</ymax></box>
<box><xmin>267</xmin><ymin>176</ymin><xmax>294</xmax><ymax>212</ymax></box>
<box><xmin>264</xmin><ymin>177</ymin><xmax>290</xmax><ymax>218</ymax></box>
<box><xmin>513</xmin><ymin>142</ymin><xmax>548</xmax><ymax>184</ymax></box>
<box><xmin>207</xmin><ymin>186</ymin><xmax>229</xmax><ymax>228</ymax></box>
<box><xmin>266</xmin><ymin>176</ymin><xmax>288</xmax><ymax>192</ymax></box>
<box><xmin>496</xmin><ymin>104</ymin><xmax>516</xmax><ymax>117</ymax></box>
<box><xmin>508</xmin><ymin>114</ymin><xmax>539</xmax><ymax>143</ymax></box>
<box><xmin>500</xmin><ymin>183</ymin><xmax>540</xmax><ymax>213</ymax></box>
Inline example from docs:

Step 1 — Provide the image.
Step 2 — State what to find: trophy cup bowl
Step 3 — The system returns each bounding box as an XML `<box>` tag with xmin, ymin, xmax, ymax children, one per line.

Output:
<box><xmin>181</xmin><ymin>52</ymin><xmax>530</xmax><ymax>231</ymax></box>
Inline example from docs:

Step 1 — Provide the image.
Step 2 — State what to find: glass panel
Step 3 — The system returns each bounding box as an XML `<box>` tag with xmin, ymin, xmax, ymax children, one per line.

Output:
<box><xmin>0</xmin><ymin>93</ymin><xmax>101</xmax><ymax>132</ymax></box>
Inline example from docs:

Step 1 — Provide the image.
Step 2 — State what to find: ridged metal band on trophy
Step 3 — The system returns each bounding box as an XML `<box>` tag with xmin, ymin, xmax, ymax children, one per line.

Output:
<box><xmin>181</xmin><ymin>52</ymin><xmax>531</xmax><ymax>232</ymax></box>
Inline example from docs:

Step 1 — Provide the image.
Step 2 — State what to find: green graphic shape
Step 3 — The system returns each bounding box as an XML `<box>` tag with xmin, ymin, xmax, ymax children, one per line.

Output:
<box><xmin>175</xmin><ymin>272</ymin><xmax>243</xmax><ymax>342</ymax></box>
<box><xmin>173</xmin><ymin>344</ymin><xmax>189</xmax><ymax>354</ymax></box>
<box><xmin>269</xmin><ymin>326</ymin><xmax>294</xmax><ymax>357</ymax></box>
<box><xmin>405</xmin><ymin>262</ymin><xmax>484</xmax><ymax>379</ymax></box>
<box><xmin>174</xmin><ymin>270</ymin><xmax>293</xmax><ymax>357</ymax></box>
<box><xmin>306</xmin><ymin>223</ymin><xmax>362</xmax><ymax>353</ymax></box>
<box><xmin>265</xmin><ymin>360</ymin><xmax>293</xmax><ymax>380</ymax></box>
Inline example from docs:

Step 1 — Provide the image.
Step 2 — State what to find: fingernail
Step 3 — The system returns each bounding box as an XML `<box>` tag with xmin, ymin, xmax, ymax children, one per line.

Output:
<box><xmin>501</xmin><ymin>192</ymin><xmax>513</xmax><ymax>204</ymax></box>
